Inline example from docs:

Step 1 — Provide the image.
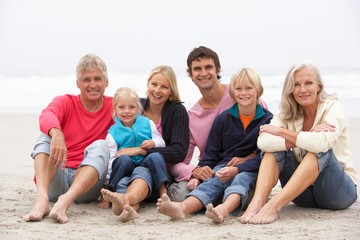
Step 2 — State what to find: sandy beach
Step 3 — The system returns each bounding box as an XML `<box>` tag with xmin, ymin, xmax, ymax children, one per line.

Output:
<box><xmin>0</xmin><ymin>113</ymin><xmax>359</xmax><ymax>240</ymax></box>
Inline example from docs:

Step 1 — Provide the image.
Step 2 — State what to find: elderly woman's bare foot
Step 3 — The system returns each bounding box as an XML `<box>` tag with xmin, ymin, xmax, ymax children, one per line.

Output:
<box><xmin>156</xmin><ymin>194</ymin><xmax>185</xmax><ymax>220</ymax></box>
<box><xmin>205</xmin><ymin>204</ymin><xmax>227</xmax><ymax>223</ymax></box>
<box><xmin>119</xmin><ymin>205</ymin><xmax>139</xmax><ymax>222</ymax></box>
<box><xmin>248</xmin><ymin>202</ymin><xmax>279</xmax><ymax>224</ymax></box>
<box><xmin>101</xmin><ymin>189</ymin><xmax>127</xmax><ymax>216</ymax></box>
<box><xmin>238</xmin><ymin>199</ymin><xmax>264</xmax><ymax>224</ymax></box>
<box><xmin>23</xmin><ymin>194</ymin><xmax>50</xmax><ymax>222</ymax></box>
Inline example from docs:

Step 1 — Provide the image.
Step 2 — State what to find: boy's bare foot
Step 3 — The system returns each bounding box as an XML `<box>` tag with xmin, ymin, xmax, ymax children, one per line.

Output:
<box><xmin>49</xmin><ymin>195</ymin><xmax>72</xmax><ymax>224</ymax></box>
<box><xmin>119</xmin><ymin>205</ymin><xmax>139</xmax><ymax>222</ymax></box>
<box><xmin>101</xmin><ymin>189</ymin><xmax>127</xmax><ymax>215</ymax></box>
<box><xmin>205</xmin><ymin>204</ymin><xmax>228</xmax><ymax>223</ymax></box>
<box><xmin>23</xmin><ymin>195</ymin><xmax>50</xmax><ymax>222</ymax></box>
<box><xmin>156</xmin><ymin>194</ymin><xmax>185</xmax><ymax>220</ymax></box>
<box><xmin>248</xmin><ymin>202</ymin><xmax>279</xmax><ymax>224</ymax></box>
<box><xmin>238</xmin><ymin>199</ymin><xmax>264</xmax><ymax>224</ymax></box>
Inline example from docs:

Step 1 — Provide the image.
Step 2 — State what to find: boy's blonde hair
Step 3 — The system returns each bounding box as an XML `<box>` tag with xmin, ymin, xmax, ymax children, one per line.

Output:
<box><xmin>229</xmin><ymin>68</ymin><xmax>263</xmax><ymax>104</ymax></box>
<box><xmin>113</xmin><ymin>87</ymin><xmax>143</xmax><ymax>119</ymax></box>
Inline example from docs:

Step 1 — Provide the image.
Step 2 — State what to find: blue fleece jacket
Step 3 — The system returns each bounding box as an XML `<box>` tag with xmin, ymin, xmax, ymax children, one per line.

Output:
<box><xmin>108</xmin><ymin>115</ymin><xmax>152</xmax><ymax>165</ymax></box>
<box><xmin>198</xmin><ymin>103</ymin><xmax>273</xmax><ymax>173</ymax></box>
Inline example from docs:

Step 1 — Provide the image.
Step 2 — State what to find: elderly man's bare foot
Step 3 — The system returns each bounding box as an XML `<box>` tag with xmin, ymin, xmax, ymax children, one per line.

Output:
<box><xmin>101</xmin><ymin>189</ymin><xmax>127</xmax><ymax>216</ymax></box>
<box><xmin>238</xmin><ymin>199</ymin><xmax>264</xmax><ymax>224</ymax></box>
<box><xmin>49</xmin><ymin>195</ymin><xmax>72</xmax><ymax>224</ymax></box>
<box><xmin>248</xmin><ymin>202</ymin><xmax>279</xmax><ymax>224</ymax></box>
<box><xmin>205</xmin><ymin>204</ymin><xmax>227</xmax><ymax>223</ymax></box>
<box><xmin>119</xmin><ymin>205</ymin><xmax>139</xmax><ymax>222</ymax></box>
<box><xmin>156</xmin><ymin>194</ymin><xmax>185</xmax><ymax>220</ymax></box>
<box><xmin>23</xmin><ymin>195</ymin><xmax>50</xmax><ymax>222</ymax></box>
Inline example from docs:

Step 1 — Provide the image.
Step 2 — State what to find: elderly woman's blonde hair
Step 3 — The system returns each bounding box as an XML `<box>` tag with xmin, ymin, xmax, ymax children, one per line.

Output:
<box><xmin>229</xmin><ymin>67</ymin><xmax>263</xmax><ymax>104</ymax></box>
<box><xmin>279</xmin><ymin>62</ymin><xmax>338</xmax><ymax>121</ymax></box>
<box><xmin>146</xmin><ymin>65</ymin><xmax>181</xmax><ymax>102</ymax></box>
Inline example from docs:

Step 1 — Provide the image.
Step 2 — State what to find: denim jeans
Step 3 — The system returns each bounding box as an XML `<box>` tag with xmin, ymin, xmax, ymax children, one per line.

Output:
<box><xmin>187</xmin><ymin>164</ymin><xmax>258</xmax><ymax>210</ymax></box>
<box><xmin>31</xmin><ymin>133</ymin><xmax>110</xmax><ymax>203</ymax></box>
<box><xmin>109</xmin><ymin>152</ymin><xmax>170</xmax><ymax>192</ymax></box>
<box><xmin>274</xmin><ymin>149</ymin><xmax>357</xmax><ymax>209</ymax></box>
<box><xmin>114</xmin><ymin>152</ymin><xmax>172</xmax><ymax>199</ymax></box>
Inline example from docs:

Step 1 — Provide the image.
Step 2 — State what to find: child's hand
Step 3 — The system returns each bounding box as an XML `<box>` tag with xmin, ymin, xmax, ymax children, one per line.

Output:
<box><xmin>141</xmin><ymin>140</ymin><xmax>155</xmax><ymax>149</ymax></box>
<box><xmin>187</xmin><ymin>178</ymin><xmax>200</xmax><ymax>190</ymax></box>
<box><xmin>216</xmin><ymin>166</ymin><xmax>238</xmax><ymax>182</ymax></box>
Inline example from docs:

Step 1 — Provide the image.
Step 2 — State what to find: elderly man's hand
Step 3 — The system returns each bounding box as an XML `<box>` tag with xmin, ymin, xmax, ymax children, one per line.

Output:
<box><xmin>49</xmin><ymin>128</ymin><xmax>67</xmax><ymax>170</ymax></box>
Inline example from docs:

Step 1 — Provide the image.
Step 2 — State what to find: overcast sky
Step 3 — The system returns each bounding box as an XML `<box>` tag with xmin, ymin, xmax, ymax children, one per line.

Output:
<box><xmin>1</xmin><ymin>0</ymin><xmax>359</xmax><ymax>77</ymax></box>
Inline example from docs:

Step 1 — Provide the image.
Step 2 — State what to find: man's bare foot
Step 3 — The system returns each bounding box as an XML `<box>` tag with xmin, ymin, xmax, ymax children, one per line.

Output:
<box><xmin>238</xmin><ymin>199</ymin><xmax>265</xmax><ymax>224</ymax></box>
<box><xmin>119</xmin><ymin>205</ymin><xmax>139</xmax><ymax>222</ymax></box>
<box><xmin>248</xmin><ymin>202</ymin><xmax>279</xmax><ymax>224</ymax></box>
<box><xmin>49</xmin><ymin>195</ymin><xmax>72</xmax><ymax>224</ymax></box>
<box><xmin>101</xmin><ymin>189</ymin><xmax>127</xmax><ymax>216</ymax></box>
<box><xmin>205</xmin><ymin>204</ymin><xmax>228</xmax><ymax>223</ymax></box>
<box><xmin>23</xmin><ymin>195</ymin><xmax>50</xmax><ymax>222</ymax></box>
<box><xmin>98</xmin><ymin>199</ymin><xmax>110</xmax><ymax>209</ymax></box>
<box><xmin>156</xmin><ymin>194</ymin><xmax>185</xmax><ymax>220</ymax></box>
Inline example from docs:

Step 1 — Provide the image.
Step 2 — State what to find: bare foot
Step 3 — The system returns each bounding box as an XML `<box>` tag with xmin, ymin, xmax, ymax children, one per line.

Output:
<box><xmin>98</xmin><ymin>199</ymin><xmax>110</xmax><ymax>209</ymax></box>
<box><xmin>49</xmin><ymin>195</ymin><xmax>72</xmax><ymax>224</ymax></box>
<box><xmin>248</xmin><ymin>202</ymin><xmax>279</xmax><ymax>224</ymax></box>
<box><xmin>119</xmin><ymin>205</ymin><xmax>139</xmax><ymax>222</ymax></box>
<box><xmin>23</xmin><ymin>195</ymin><xmax>50</xmax><ymax>222</ymax></box>
<box><xmin>205</xmin><ymin>204</ymin><xmax>228</xmax><ymax>223</ymax></box>
<box><xmin>238</xmin><ymin>199</ymin><xmax>264</xmax><ymax>224</ymax></box>
<box><xmin>101</xmin><ymin>189</ymin><xmax>127</xmax><ymax>216</ymax></box>
<box><xmin>156</xmin><ymin>194</ymin><xmax>185</xmax><ymax>220</ymax></box>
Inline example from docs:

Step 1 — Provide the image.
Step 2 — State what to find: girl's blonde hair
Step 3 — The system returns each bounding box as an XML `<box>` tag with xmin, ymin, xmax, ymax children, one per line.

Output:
<box><xmin>229</xmin><ymin>67</ymin><xmax>263</xmax><ymax>104</ymax></box>
<box><xmin>112</xmin><ymin>87</ymin><xmax>143</xmax><ymax>119</ymax></box>
<box><xmin>146</xmin><ymin>65</ymin><xmax>181</xmax><ymax>102</ymax></box>
<box><xmin>280</xmin><ymin>63</ymin><xmax>338</xmax><ymax>121</ymax></box>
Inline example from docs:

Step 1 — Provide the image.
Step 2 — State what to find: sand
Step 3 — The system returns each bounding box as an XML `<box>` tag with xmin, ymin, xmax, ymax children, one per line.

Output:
<box><xmin>0</xmin><ymin>113</ymin><xmax>359</xmax><ymax>240</ymax></box>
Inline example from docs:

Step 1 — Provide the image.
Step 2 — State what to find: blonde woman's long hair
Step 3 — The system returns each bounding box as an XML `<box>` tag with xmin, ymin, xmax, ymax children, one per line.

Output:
<box><xmin>280</xmin><ymin>63</ymin><xmax>338</xmax><ymax>121</ymax></box>
<box><xmin>146</xmin><ymin>65</ymin><xmax>181</xmax><ymax>102</ymax></box>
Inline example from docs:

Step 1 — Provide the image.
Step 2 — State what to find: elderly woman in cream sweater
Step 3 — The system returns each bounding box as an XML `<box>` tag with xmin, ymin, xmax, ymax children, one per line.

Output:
<box><xmin>239</xmin><ymin>63</ymin><xmax>358</xmax><ymax>224</ymax></box>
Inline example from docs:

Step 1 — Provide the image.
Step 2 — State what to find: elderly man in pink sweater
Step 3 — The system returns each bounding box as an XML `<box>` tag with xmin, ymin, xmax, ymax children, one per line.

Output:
<box><xmin>23</xmin><ymin>54</ymin><xmax>114</xmax><ymax>223</ymax></box>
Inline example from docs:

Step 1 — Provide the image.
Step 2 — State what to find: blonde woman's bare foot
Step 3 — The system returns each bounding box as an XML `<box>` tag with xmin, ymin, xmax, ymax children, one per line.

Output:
<box><xmin>205</xmin><ymin>204</ymin><xmax>227</xmax><ymax>223</ymax></box>
<box><xmin>156</xmin><ymin>194</ymin><xmax>185</xmax><ymax>220</ymax></box>
<box><xmin>101</xmin><ymin>189</ymin><xmax>127</xmax><ymax>215</ymax></box>
<box><xmin>119</xmin><ymin>205</ymin><xmax>139</xmax><ymax>222</ymax></box>
<box><xmin>23</xmin><ymin>195</ymin><xmax>50</xmax><ymax>222</ymax></box>
<box><xmin>98</xmin><ymin>199</ymin><xmax>110</xmax><ymax>209</ymax></box>
<box><xmin>238</xmin><ymin>199</ymin><xmax>264</xmax><ymax>224</ymax></box>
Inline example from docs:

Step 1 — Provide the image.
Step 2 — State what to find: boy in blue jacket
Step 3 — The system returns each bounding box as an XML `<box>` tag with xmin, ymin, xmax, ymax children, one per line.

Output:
<box><xmin>157</xmin><ymin>68</ymin><xmax>273</xmax><ymax>223</ymax></box>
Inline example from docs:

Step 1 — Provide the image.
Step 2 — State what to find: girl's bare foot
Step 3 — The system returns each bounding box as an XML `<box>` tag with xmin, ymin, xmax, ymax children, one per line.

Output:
<box><xmin>119</xmin><ymin>205</ymin><xmax>139</xmax><ymax>222</ymax></box>
<box><xmin>101</xmin><ymin>188</ymin><xmax>127</xmax><ymax>215</ymax></box>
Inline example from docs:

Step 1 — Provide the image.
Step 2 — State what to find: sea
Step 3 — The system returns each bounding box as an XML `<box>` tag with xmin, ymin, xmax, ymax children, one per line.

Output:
<box><xmin>1</xmin><ymin>69</ymin><xmax>359</xmax><ymax>117</ymax></box>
